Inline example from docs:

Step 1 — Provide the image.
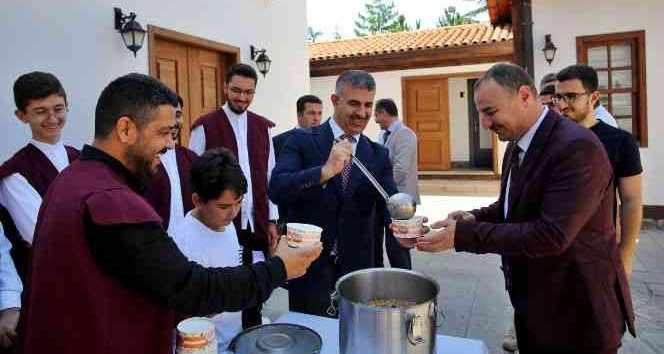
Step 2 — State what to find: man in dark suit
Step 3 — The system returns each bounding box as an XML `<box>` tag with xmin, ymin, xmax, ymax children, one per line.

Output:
<box><xmin>269</xmin><ymin>70</ymin><xmax>398</xmax><ymax>317</ymax></box>
<box><xmin>273</xmin><ymin>94</ymin><xmax>322</xmax><ymax>158</ymax></box>
<box><xmin>406</xmin><ymin>64</ymin><xmax>635</xmax><ymax>353</ymax></box>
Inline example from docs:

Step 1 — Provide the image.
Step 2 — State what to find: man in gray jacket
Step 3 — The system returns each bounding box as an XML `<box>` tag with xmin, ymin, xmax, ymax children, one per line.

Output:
<box><xmin>374</xmin><ymin>98</ymin><xmax>420</xmax><ymax>269</ymax></box>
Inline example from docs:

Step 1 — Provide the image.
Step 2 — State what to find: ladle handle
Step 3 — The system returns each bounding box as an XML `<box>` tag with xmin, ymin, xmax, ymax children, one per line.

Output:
<box><xmin>349</xmin><ymin>155</ymin><xmax>390</xmax><ymax>201</ymax></box>
<box><xmin>334</xmin><ymin>137</ymin><xmax>390</xmax><ymax>201</ymax></box>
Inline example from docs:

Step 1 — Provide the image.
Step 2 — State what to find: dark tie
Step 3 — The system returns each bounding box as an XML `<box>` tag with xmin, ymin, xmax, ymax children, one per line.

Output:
<box><xmin>382</xmin><ymin>130</ymin><xmax>391</xmax><ymax>145</ymax></box>
<box><xmin>339</xmin><ymin>134</ymin><xmax>356</xmax><ymax>193</ymax></box>
<box><xmin>508</xmin><ymin>143</ymin><xmax>522</xmax><ymax>210</ymax></box>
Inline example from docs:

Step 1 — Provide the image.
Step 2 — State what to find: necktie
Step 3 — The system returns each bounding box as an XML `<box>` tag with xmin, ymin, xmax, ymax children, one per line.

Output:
<box><xmin>339</xmin><ymin>134</ymin><xmax>356</xmax><ymax>193</ymax></box>
<box><xmin>382</xmin><ymin>130</ymin><xmax>391</xmax><ymax>145</ymax></box>
<box><xmin>508</xmin><ymin>143</ymin><xmax>522</xmax><ymax>210</ymax></box>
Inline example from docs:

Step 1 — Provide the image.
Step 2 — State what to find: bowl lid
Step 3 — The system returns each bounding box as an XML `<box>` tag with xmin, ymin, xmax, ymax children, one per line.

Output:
<box><xmin>228</xmin><ymin>323</ymin><xmax>321</xmax><ymax>354</ymax></box>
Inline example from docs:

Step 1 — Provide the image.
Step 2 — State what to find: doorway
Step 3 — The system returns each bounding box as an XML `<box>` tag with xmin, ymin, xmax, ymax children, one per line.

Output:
<box><xmin>467</xmin><ymin>78</ymin><xmax>493</xmax><ymax>169</ymax></box>
<box><xmin>148</xmin><ymin>26</ymin><xmax>240</xmax><ymax>147</ymax></box>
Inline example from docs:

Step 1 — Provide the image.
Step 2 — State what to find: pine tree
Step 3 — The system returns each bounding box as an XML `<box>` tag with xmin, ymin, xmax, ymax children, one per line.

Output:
<box><xmin>354</xmin><ymin>0</ymin><xmax>407</xmax><ymax>36</ymax></box>
<box><xmin>437</xmin><ymin>6</ymin><xmax>475</xmax><ymax>27</ymax></box>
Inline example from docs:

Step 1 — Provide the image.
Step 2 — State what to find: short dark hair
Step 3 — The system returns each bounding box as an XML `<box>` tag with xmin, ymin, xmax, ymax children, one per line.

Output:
<box><xmin>190</xmin><ymin>148</ymin><xmax>247</xmax><ymax>202</ymax></box>
<box><xmin>225</xmin><ymin>63</ymin><xmax>258</xmax><ymax>84</ymax></box>
<box><xmin>94</xmin><ymin>73</ymin><xmax>179</xmax><ymax>139</ymax></box>
<box><xmin>375</xmin><ymin>98</ymin><xmax>399</xmax><ymax>117</ymax></box>
<box><xmin>177</xmin><ymin>95</ymin><xmax>184</xmax><ymax>108</ymax></box>
<box><xmin>335</xmin><ymin>70</ymin><xmax>376</xmax><ymax>95</ymax></box>
<box><xmin>556</xmin><ymin>65</ymin><xmax>598</xmax><ymax>92</ymax></box>
<box><xmin>296</xmin><ymin>95</ymin><xmax>322</xmax><ymax>115</ymax></box>
<box><xmin>474</xmin><ymin>63</ymin><xmax>538</xmax><ymax>96</ymax></box>
<box><xmin>540</xmin><ymin>73</ymin><xmax>557</xmax><ymax>88</ymax></box>
<box><xmin>13</xmin><ymin>71</ymin><xmax>67</xmax><ymax>111</ymax></box>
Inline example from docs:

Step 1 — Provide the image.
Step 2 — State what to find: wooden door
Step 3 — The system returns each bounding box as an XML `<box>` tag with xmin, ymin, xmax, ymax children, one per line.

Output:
<box><xmin>404</xmin><ymin>78</ymin><xmax>451</xmax><ymax>171</ymax></box>
<box><xmin>188</xmin><ymin>47</ymin><xmax>226</xmax><ymax>141</ymax></box>
<box><xmin>153</xmin><ymin>39</ymin><xmax>191</xmax><ymax>144</ymax></box>
<box><xmin>152</xmin><ymin>39</ymin><xmax>228</xmax><ymax>146</ymax></box>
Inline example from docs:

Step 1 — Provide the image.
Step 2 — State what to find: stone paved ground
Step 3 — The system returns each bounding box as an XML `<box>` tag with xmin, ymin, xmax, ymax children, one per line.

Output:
<box><xmin>263</xmin><ymin>195</ymin><xmax>664</xmax><ymax>354</ymax></box>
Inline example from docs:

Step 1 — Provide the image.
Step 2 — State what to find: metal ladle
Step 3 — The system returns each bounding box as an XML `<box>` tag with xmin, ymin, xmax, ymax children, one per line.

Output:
<box><xmin>346</xmin><ymin>153</ymin><xmax>416</xmax><ymax>220</ymax></box>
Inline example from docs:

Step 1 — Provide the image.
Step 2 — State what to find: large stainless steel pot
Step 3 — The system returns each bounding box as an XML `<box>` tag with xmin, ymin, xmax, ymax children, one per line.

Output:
<box><xmin>330</xmin><ymin>268</ymin><xmax>441</xmax><ymax>354</ymax></box>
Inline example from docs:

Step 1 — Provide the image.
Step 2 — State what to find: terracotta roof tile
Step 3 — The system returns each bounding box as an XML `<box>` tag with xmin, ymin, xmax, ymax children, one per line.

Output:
<box><xmin>310</xmin><ymin>23</ymin><xmax>513</xmax><ymax>61</ymax></box>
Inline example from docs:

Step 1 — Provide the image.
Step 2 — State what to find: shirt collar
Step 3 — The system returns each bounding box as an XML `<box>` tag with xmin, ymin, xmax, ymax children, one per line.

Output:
<box><xmin>79</xmin><ymin>144</ymin><xmax>146</xmax><ymax>193</ymax></box>
<box><xmin>516</xmin><ymin>106</ymin><xmax>549</xmax><ymax>154</ymax></box>
<box><xmin>386</xmin><ymin>120</ymin><xmax>401</xmax><ymax>133</ymax></box>
<box><xmin>30</xmin><ymin>139</ymin><xmax>64</xmax><ymax>154</ymax></box>
<box><xmin>329</xmin><ymin>116</ymin><xmax>361</xmax><ymax>142</ymax></box>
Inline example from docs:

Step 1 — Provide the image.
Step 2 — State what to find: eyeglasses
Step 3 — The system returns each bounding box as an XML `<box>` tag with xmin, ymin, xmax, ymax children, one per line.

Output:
<box><xmin>551</xmin><ymin>92</ymin><xmax>588</xmax><ymax>105</ymax></box>
<box><xmin>228</xmin><ymin>86</ymin><xmax>256</xmax><ymax>96</ymax></box>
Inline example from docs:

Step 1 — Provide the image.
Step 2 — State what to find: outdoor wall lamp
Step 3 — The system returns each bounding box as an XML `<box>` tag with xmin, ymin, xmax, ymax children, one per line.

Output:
<box><xmin>542</xmin><ymin>34</ymin><xmax>558</xmax><ymax>66</ymax></box>
<box><xmin>114</xmin><ymin>7</ymin><xmax>146</xmax><ymax>57</ymax></box>
<box><xmin>250</xmin><ymin>45</ymin><xmax>272</xmax><ymax>77</ymax></box>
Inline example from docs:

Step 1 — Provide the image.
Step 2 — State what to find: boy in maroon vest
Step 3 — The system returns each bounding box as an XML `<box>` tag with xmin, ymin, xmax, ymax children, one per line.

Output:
<box><xmin>143</xmin><ymin>95</ymin><xmax>198</xmax><ymax>234</ymax></box>
<box><xmin>16</xmin><ymin>73</ymin><xmax>321</xmax><ymax>354</ymax></box>
<box><xmin>189</xmin><ymin>63</ymin><xmax>280</xmax><ymax>328</ymax></box>
<box><xmin>0</xmin><ymin>72</ymin><xmax>79</xmax><ymax>279</ymax></box>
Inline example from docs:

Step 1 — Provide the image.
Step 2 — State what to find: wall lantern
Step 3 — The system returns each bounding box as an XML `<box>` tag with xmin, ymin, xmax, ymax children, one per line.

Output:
<box><xmin>114</xmin><ymin>7</ymin><xmax>146</xmax><ymax>57</ymax></box>
<box><xmin>250</xmin><ymin>45</ymin><xmax>272</xmax><ymax>77</ymax></box>
<box><xmin>542</xmin><ymin>34</ymin><xmax>558</xmax><ymax>66</ymax></box>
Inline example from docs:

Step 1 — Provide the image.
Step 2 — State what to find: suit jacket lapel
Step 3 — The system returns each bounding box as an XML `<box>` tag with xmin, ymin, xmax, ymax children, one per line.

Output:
<box><xmin>506</xmin><ymin>112</ymin><xmax>558</xmax><ymax>217</ymax></box>
<box><xmin>313</xmin><ymin>121</ymin><xmax>343</xmax><ymax>196</ymax></box>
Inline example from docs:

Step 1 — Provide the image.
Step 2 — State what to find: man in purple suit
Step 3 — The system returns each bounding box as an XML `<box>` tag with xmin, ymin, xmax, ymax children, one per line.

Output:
<box><xmin>403</xmin><ymin>64</ymin><xmax>635</xmax><ymax>353</ymax></box>
<box><xmin>143</xmin><ymin>95</ymin><xmax>198</xmax><ymax>234</ymax></box>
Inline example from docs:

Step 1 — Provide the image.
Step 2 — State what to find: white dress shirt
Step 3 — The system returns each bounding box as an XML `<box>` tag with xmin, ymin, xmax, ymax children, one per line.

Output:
<box><xmin>504</xmin><ymin>106</ymin><xmax>549</xmax><ymax>218</ymax></box>
<box><xmin>594</xmin><ymin>105</ymin><xmax>619</xmax><ymax>128</ymax></box>
<box><xmin>170</xmin><ymin>211</ymin><xmax>242</xmax><ymax>351</ymax></box>
<box><xmin>329</xmin><ymin>117</ymin><xmax>360</xmax><ymax>155</ymax></box>
<box><xmin>160</xmin><ymin>148</ymin><xmax>185</xmax><ymax>235</ymax></box>
<box><xmin>0</xmin><ymin>140</ymin><xmax>69</xmax><ymax>244</ymax></box>
<box><xmin>0</xmin><ymin>224</ymin><xmax>22</xmax><ymax>310</ymax></box>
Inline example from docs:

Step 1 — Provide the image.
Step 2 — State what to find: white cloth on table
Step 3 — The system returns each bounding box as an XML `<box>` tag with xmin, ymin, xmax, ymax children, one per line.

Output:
<box><xmin>274</xmin><ymin>311</ymin><xmax>489</xmax><ymax>354</ymax></box>
<box><xmin>0</xmin><ymin>140</ymin><xmax>69</xmax><ymax>244</ymax></box>
<box><xmin>170</xmin><ymin>211</ymin><xmax>244</xmax><ymax>351</ymax></box>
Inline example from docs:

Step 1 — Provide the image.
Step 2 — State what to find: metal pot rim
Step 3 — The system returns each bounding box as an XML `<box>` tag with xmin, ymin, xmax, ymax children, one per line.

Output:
<box><xmin>334</xmin><ymin>268</ymin><xmax>440</xmax><ymax>307</ymax></box>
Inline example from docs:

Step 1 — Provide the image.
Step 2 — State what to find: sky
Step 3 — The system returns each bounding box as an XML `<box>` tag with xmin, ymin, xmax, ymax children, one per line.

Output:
<box><xmin>306</xmin><ymin>0</ymin><xmax>490</xmax><ymax>41</ymax></box>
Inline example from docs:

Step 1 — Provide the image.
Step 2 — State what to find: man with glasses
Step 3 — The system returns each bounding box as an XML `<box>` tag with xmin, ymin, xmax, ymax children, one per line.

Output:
<box><xmin>189</xmin><ymin>63</ymin><xmax>280</xmax><ymax>329</ymax></box>
<box><xmin>0</xmin><ymin>72</ymin><xmax>79</xmax><ymax>277</ymax></box>
<box><xmin>555</xmin><ymin>65</ymin><xmax>642</xmax><ymax>281</ymax></box>
<box><xmin>144</xmin><ymin>95</ymin><xmax>198</xmax><ymax>235</ymax></box>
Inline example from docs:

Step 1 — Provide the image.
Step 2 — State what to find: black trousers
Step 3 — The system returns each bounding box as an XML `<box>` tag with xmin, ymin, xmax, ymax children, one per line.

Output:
<box><xmin>288</xmin><ymin>257</ymin><xmax>339</xmax><ymax>318</ymax></box>
<box><xmin>240</xmin><ymin>230</ymin><xmax>265</xmax><ymax>329</ymax></box>
<box><xmin>374</xmin><ymin>214</ymin><xmax>412</xmax><ymax>269</ymax></box>
<box><xmin>514</xmin><ymin>314</ymin><xmax>618</xmax><ymax>354</ymax></box>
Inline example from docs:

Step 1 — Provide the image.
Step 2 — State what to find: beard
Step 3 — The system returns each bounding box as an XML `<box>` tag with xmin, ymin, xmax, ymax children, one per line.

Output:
<box><xmin>126</xmin><ymin>144</ymin><xmax>159</xmax><ymax>179</ymax></box>
<box><xmin>228</xmin><ymin>100</ymin><xmax>248</xmax><ymax>115</ymax></box>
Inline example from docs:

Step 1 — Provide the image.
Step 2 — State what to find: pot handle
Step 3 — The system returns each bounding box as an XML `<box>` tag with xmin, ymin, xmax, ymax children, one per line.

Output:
<box><xmin>407</xmin><ymin>313</ymin><xmax>426</xmax><ymax>345</ymax></box>
<box><xmin>432</xmin><ymin>302</ymin><xmax>447</xmax><ymax>328</ymax></box>
<box><xmin>326</xmin><ymin>291</ymin><xmax>339</xmax><ymax>317</ymax></box>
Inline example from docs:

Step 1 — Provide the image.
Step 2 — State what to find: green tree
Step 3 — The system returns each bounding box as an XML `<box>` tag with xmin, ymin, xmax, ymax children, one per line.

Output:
<box><xmin>306</xmin><ymin>26</ymin><xmax>323</xmax><ymax>42</ymax></box>
<box><xmin>354</xmin><ymin>0</ymin><xmax>408</xmax><ymax>36</ymax></box>
<box><xmin>334</xmin><ymin>26</ymin><xmax>342</xmax><ymax>40</ymax></box>
<box><xmin>463</xmin><ymin>0</ymin><xmax>488</xmax><ymax>18</ymax></box>
<box><xmin>436</xmin><ymin>6</ymin><xmax>475</xmax><ymax>27</ymax></box>
<box><xmin>415</xmin><ymin>19</ymin><xmax>422</xmax><ymax>30</ymax></box>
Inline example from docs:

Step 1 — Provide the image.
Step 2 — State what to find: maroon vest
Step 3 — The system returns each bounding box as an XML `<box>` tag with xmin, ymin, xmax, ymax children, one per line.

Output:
<box><xmin>143</xmin><ymin>145</ymin><xmax>198</xmax><ymax>228</ymax></box>
<box><xmin>0</xmin><ymin>143</ymin><xmax>79</xmax><ymax>280</ymax></box>
<box><xmin>191</xmin><ymin>108</ymin><xmax>275</xmax><ymax>250</ymax></box>
<box><xmin>17</xmin><ymin>158</ymin><xmax>173</xmax><ymax>354</ymax></box>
